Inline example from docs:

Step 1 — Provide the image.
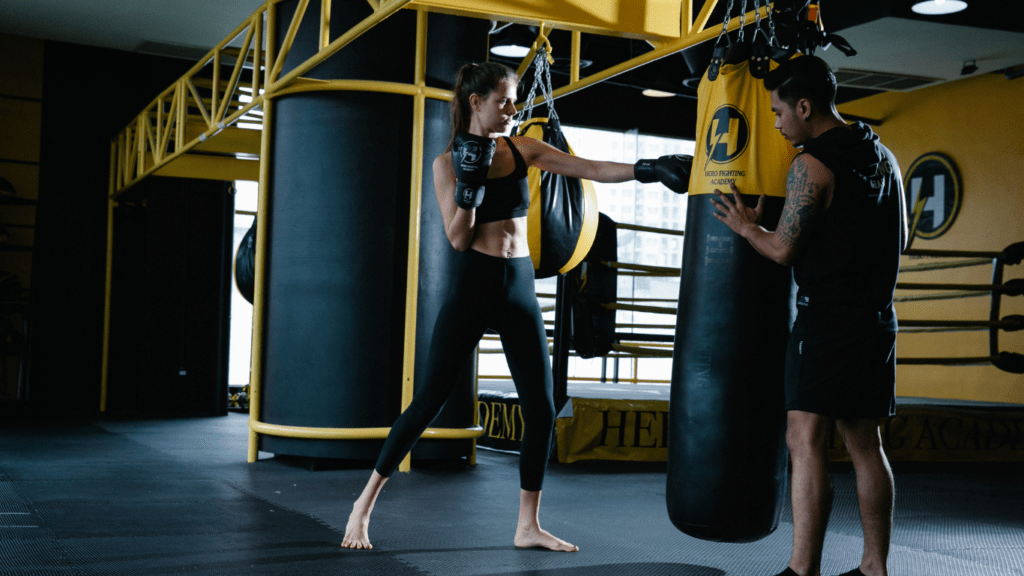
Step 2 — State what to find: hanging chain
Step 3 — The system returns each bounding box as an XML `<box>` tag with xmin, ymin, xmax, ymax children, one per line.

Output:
<box><xmin>516</xmin><ymin>47</ymin><xmax>558</xmax><ymax>127</ymax></box>
<box><xmin>542</xmin><ymin>47</ymin><xmax>558</xmax><ymax>122</ymax></box>
<box><xmin>517</xmin><ymin>48</ymin><xmax>544</xmax><ymax>126</ymax></box>
<box><xmin>766</xmin><ymin>0</ymin><xmax>779</xmax><ymax>46</ymax></box>
<box><xmin>753</xmin><ymin>0</ymin><xmax>763</xmax><ymax>39</ymax></box>
<box><xmin>737</xmin><ymin>0</ymin><xmax>748</xmax><ymax>41</ymax></box>
<box><xmin>716</xmin><ymin>0</ymin><xmax>735</xmax><ymax>44</ymax></box>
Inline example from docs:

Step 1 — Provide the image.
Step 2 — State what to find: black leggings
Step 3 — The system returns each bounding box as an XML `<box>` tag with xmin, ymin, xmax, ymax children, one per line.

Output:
<box><xmin>374</xmin><ymin>249</ymin><xmax>556</xmax><ymax>491</ymax></box>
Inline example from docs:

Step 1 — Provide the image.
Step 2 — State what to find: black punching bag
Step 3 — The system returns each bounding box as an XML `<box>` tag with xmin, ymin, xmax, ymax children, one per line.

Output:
<box><xmin>234</xmin><ymin>221</ymin><xmax>256</xmax><ymax>304</ymax></box>
<box><xmin>258</xmin><ymin>2</ymin><xmax>486</xmax><ymax>460</ymax></box>
<box><xmin>517</xmin><ymin>117</ymin><xmax>599</xmax><ymax>278</ymax></box>
<box><xmin>666</xmin><ymin>57</ymin><xmax>797</xmax><ymax>542</ymax></box>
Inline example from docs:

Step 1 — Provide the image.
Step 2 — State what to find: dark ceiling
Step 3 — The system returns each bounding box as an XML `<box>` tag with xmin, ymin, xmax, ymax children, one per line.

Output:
<box><xmin>491</xmin><ymin>0</ymin><xmax>1024</xmax><ymax>138</ymax></box>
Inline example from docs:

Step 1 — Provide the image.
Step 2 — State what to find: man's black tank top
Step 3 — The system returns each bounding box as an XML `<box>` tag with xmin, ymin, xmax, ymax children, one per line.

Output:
<box><xmin>475</xmin><ymin>137</ymin><xmax>530</xmax><ymax>224</ymax></box>
<box><xmin>793</xmin><ymin>123</ymin><xmax>903</xmax><ymax>331</ymax></box>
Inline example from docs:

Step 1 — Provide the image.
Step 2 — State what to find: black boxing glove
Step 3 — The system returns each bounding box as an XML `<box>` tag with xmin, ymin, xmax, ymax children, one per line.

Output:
<box><xmin>451</xmin><ymin>132</ymin><xmax>496</xmax><ymax>210</ymax></box>
<box><xmin>634</xmin><ymin>154</ymin><xmax>693</xmax><ymax>194</ymax></box>
<box><xmin>454</xmin><ymin>180</ymin><xmax>485</xmax><ymax>210</ymax></box>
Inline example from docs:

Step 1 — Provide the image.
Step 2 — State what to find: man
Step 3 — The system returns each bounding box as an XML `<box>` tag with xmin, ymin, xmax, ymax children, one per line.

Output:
<box><xmin>710</xmin><ymin>55</ymin><xmax>908</xmax><ymax>576</ymax></box>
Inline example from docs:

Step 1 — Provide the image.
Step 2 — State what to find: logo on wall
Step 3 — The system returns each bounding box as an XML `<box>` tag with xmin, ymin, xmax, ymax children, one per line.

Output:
<box><xmin>903</xmin><ymin>152</ymin><xmax>962</xmax><ymax>245</ymax></box>
<box><xmin>704</xmin><ymin>105</ymin><xmax>750</xmax><ymax>167</ymax></box>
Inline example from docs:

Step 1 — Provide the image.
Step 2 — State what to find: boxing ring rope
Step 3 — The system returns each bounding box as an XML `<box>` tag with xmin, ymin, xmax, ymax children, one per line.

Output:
<box><xmin>889</xmin><ymin>242</ymin><xmax>1024</xmax><ymax>372</ymax></box>
<box><xmin>538</xmin><ymin>241</ymin><xmax>1024</xmax><ymax>382</ymax></box>
<box><xmin>618</xmin><ymin>222</ymin><xmax>686</xmax><ymax>237</ymax></box>
<box><xmin>894</xmin><ymin>291</ymin><xmax>985</xmax><ymax>303</ymax></box>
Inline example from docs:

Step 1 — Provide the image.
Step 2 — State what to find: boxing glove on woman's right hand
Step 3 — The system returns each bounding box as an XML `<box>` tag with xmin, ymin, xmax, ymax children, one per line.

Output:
<box><xmin>452</xmin><ymin>133</ymin><xmax>496</xmax><ymax>209</ymax></box>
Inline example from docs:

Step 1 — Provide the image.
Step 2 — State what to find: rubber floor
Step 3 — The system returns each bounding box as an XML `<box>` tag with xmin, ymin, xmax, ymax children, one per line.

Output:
<box><xmin>1</xmin><ymin>413</ymin><xmax>1022</xmax><ymax>575</ymax></box>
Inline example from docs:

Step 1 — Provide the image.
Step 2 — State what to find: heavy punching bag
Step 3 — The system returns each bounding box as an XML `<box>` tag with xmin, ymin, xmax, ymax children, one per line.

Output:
<box><xmin>516</xmin><ymin>47</ymin><xmax>599</xmax><ymax>279</ymax></box>
<box><xmin>234</xmin><ymin>221</ymin><xmax>256</xmax><ymax>304</ymax></box>
<box><xmin>518</xmin><ymin>116</ymin><xmax>599</xmax><ymax>278</ymax></box>
<box><xmin>666</xmin><ymin>52</ymin><xmax>798</xmax><ymax>542</ymax></box>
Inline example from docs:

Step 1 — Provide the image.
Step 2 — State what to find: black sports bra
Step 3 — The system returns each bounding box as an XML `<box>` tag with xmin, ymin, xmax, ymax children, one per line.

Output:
<box><xmin>474</xmin><ymin>137</ymin><xmax>530</xmax><ymax>224</ymax></box>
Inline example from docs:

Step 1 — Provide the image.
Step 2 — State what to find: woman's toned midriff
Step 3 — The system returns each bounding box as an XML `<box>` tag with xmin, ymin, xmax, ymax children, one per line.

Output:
<box><xmin>469</xmin><ymin>216</ymin><xmax>528</xmax><ymax>258</ymax></box>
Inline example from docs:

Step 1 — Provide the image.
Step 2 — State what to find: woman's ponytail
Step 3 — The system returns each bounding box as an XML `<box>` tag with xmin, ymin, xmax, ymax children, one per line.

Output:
<box><xmin>448</xmin><ymin>62</ymin><xmax>518</xmax><ymax>150</ymax></box>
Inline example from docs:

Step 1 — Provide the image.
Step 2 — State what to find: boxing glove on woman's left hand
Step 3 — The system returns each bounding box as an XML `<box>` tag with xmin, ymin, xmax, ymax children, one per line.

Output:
<box><xmin>634</xmin><ymin>154</ymin><xmax>693</xmax><ymax>194</ymax></box>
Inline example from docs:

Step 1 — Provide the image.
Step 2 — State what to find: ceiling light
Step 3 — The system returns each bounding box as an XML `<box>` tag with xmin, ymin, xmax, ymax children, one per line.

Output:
<box><xmin>491</xmin><ymin>45</ymin><xmax>531</xmax><ymax>58</ymax></box>
<box><xmin>490</xmin><ymin>25</ymin><xmax>536</xmax><ymax>58</ymax></box>
<box><xmin>911</xmin><ymin>0</ymin><xmax>968</xmax><ymax>15</ymax></box>
<box><xmin>642</xmin><ymin>89</ymin><xmax>675</xmax><ymax>98</ymax></box>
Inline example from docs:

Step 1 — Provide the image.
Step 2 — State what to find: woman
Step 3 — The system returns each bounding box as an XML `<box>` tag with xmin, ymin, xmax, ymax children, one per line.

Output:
<box><xmin>341</xmin><ymin>62</ymin><xmax>657</xmax><ymax>552</ymax></box>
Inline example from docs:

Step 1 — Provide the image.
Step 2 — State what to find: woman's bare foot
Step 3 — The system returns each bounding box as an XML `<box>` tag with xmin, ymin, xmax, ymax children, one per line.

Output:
<box><xmin>514</xmin><ymin>489</ymin><xmax>579</xmax><ymax>552</ymax></box>
<box><xmin>340</xmin><ymin>470</ymin><xmax>388</xmax><ymax>550</ymax></box>
<box><xmin>514</xmin><ymin>525</ymin><xmax>579</xmax><ymax>552</ymax></box>
<box><xmin>341</xmin><ymin>502</ymin><xmax>373</xmax><ymax>549</ymax></box>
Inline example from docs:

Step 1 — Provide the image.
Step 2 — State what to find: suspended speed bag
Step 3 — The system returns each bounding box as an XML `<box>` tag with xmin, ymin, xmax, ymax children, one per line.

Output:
<box><xmin>234</xmin><ymin>221</ymin><xmax>256</xmax><ymax>304</ymax></box>
<box><xmin>666</xmin><ymin>57</ymin><xmax>798</xmax><ymax>543</ymax></box>
<box><xmin>518</xmin><ymin>117</ymin><xmax>599</xmax><ymax>278</ymax></box>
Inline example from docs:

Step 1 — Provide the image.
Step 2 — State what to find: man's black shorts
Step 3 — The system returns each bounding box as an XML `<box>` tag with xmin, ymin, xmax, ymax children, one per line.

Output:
<box><xmin>784</xmin><ymin>323</ymin><xmax>896</xmax><ymax>419</ymax></box>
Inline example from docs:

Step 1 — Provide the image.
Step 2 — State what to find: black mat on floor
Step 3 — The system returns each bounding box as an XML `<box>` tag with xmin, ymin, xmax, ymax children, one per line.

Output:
<box><xmin>1</xmin><ymin>414</ymin><xmax>1023</xmax><ymax>576</ymax></box>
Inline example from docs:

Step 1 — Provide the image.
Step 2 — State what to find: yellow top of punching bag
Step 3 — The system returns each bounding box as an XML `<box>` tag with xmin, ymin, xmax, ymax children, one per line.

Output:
<box><xmin>690</xmin><ymin>59</ymin><xmax>798</xmax><ymax>198</ymax></box>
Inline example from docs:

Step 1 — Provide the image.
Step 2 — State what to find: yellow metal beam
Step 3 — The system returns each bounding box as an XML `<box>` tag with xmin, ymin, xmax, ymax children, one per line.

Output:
<box><xmin>272</xmin><ymin>78</ymin><xmax>451</xmax><ymax>101</ymax></box>
<box><xmin>151</xmin><ymin>154</ymin><xmax>260</xmax><ymax>182</ymax></box>
<box><xmin>408</xmin><ymin>0</ymin><xmax>682</xmax><ymax>40</ymax></box>
<box><xmin>320</xmin><ymin>0</ymin><xmax>332</xmax><ymax>50</ymax></box>
<box><xmin>269</xmin><ymin>0</ymin><xmax>310</xmax><ymax>84</ymax></box>
<box><xmin>248</xmin><ymin>97</ymin><xmax>273</xmax><ymax>463</ymax></box>
<box><xmin>529</xmin><ymin>4</ymin><xmax>762</xmax><ymax>108</ymax></box>
<box><xmin>250</xmin><ymin>420</ymin><xmax>485</xmax><ymax>440</ymax></box>
<box><xmin>100</xmin><ymin>142</ymin><xmax>116</xmax><ymax>412</ymax></box>
<box><xmin>189</xmin><ymin>126</ymin><xmax>262</xmax><ymax>155</ymax></box>
<box><xmin>397</xmin><ymin>8</ymin><xmax>430</xmax><ymax>475</ymax></box>
<box><xmin>269</xmin><ymin>0</ymin><xmax>414</xmax><ymax>93</ymax></box>
<box><xmin>215</xmin><ymin>23</ymin><xmax>255</xmax><ymax>124</ymax></box>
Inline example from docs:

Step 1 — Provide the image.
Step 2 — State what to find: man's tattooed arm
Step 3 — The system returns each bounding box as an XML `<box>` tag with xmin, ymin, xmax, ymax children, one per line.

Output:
<box><xmin>734</xmin><ymin>153</ymin><xmax>831</xmax><ymax>266</ymax></box>
<box><xmin>775</xmin><ymin>154</ymin><xmax>822</xmax><ymax>249</ymax></box>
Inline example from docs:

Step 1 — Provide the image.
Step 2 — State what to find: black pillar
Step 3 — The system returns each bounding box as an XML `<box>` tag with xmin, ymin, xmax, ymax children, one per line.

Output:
<box><xmin>258</xmin><ymin>1</ymin><xmax>488</xmax><ymax>461</ymax></box>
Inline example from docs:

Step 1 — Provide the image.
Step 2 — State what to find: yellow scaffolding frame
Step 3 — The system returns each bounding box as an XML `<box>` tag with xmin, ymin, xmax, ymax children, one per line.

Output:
<box><xmin>102</xmin><ymin>0</ymin><xmax>763</xmax><ymax>467</ymax></box>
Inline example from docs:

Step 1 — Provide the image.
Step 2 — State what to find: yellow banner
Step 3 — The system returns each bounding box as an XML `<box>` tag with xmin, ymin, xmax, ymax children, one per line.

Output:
<box><xmin>829</xmin><ymin>407</ymin><xmax>1024</xmax><ymax>463</ymax></box>
<box><xmin>477</xmin><ymin>394</ymin><xmax>526</xmax><ymax>452</ymax></box>
<box><xmin>555</xmin><ymin>397</ymin><xmax>670</xmax><ymax>464</ymax></box>
<box><xmin>555</xmin><ymin>397</ymin><xmax>1024</xmax><ymax>464</ymax></box>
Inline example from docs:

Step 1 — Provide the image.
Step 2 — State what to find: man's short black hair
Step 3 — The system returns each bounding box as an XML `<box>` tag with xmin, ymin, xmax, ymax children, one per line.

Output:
<box><xmin>763</xmin><ymin>55</ymin><xmax>837</xmax><ymax>113</ymax></box>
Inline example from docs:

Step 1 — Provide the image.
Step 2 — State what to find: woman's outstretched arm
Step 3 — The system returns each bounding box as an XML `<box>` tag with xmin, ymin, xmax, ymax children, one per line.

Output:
<box><xmin>511</xmin><ymin>137</ymin><xmax>635</xmax><ymax>183</ymax></box>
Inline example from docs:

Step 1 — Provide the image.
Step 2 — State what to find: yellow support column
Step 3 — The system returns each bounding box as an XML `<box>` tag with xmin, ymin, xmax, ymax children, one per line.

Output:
<box><xmin>398</xmin><ymin>9</ymin><xmax>429</xmax><ymax>474</ymax></box>
<box><xmin>100</xmin><ymin>142</ymin><xmax>117</xmax><ymax>412</ymax></box>
<box><xmin>247</xmin><ymin>97</ymin><xmax>273</xmax><ymax>463</ymax></box>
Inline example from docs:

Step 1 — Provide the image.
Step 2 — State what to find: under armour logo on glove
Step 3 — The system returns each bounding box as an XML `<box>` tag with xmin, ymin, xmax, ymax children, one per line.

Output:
<box><xmin>459</xmin><ymin>141</ymin><xmax>482</xmax><ymax>165</ymax></box>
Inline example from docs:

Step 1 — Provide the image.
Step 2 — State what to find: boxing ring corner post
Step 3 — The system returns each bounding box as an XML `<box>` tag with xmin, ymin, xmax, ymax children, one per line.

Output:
<box><xmin>100</xmin><ymin>140</ymin><xmax>117</xmax><ymax>412</ymax></box>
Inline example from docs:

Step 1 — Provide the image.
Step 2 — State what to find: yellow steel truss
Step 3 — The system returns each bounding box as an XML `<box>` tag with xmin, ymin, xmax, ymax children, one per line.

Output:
<box><xmin>103</xmin><ymin>0</ymin><xmax>767</xmax><ymax>466</ymax></box>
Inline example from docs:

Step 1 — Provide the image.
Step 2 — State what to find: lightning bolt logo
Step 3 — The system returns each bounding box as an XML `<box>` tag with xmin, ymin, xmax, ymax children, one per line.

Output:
<box><xmin>705</xmin><ymin>130</ymin><xmax>726</xmax><ymax>170</ymax></box>
<box><xmin>703</xmin><ymin>105</ymin><xmax>749</xmax><ymax>167</ymax></box>
<box><xmin>903</xmin><ymin>153</ymin><xmax>961</xmax><ymax>245</ymax></box>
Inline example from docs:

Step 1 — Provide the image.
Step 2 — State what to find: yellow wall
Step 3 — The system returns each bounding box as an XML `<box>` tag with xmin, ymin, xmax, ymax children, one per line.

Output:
<box><xmin>839</xmin><ymin>73</ymin><xmax>1024</xmax><ymax>405</ymax></box>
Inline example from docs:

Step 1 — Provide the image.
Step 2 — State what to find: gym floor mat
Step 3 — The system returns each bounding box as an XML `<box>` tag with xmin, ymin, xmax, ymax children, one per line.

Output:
<box><xmin>1</xmin><ymin>413</ymin><xmax>1022</xmax><ymax>575</ymax></box>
